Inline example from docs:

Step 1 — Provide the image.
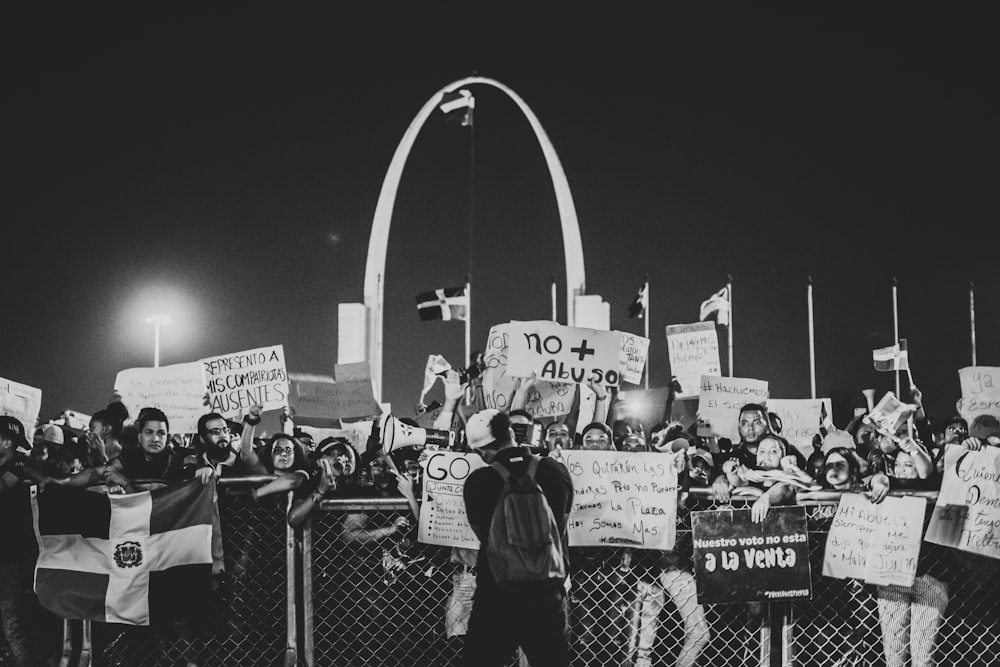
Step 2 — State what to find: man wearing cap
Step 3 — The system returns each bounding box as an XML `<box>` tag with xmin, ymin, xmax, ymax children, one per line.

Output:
<box><xmin>461</xmin><ymin>409</ymin><xmax>573</xmax><ymax>667</ymax></box>
<box><xmin>0</xmin><ymin>416</ymin><xmax>33</xmax><ymax>494</ymax></box>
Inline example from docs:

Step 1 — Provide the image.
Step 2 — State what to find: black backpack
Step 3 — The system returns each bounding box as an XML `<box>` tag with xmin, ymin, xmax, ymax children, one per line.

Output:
<box><xmin>486</xmin><ymin>455</ymin><xmax>567</xmax><ymax>586</ymax></box>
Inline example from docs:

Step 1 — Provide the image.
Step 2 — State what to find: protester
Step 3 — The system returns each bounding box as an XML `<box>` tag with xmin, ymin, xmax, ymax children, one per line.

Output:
<box><xmin>0</xmin><ymin>416</ymin><xmax>36</xmax><ymax>667</ymax></box>
<box><xmin>461</xmin><ymin>408</ymin><xmax>573</xmax><ymax>667</ymax></box>
<box><xmin>717</xmin><ymin>434</ymin><xmax>813</xmax><ymax>522</ymax></box>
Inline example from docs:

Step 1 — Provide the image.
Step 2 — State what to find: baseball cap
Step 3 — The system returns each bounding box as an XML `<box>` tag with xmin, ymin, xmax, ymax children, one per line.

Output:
<box><xmin>36</xmin><ymin>423</ymin><xmax>65</xmax><ymax>446</ymax></box>
<box><xmin>466</xmin><ymin>409</ymin><xmax>502</xmax><ymax>449</ymax></box>
<box><xmin>0</xmin><ymin>416</ymin><xmax>30</xmax><ymax>450</ymax></box>
<box><xmin>969</xmin><ymin>414</ymin><xmax>1000</xmax><ymax>440</ymax></box>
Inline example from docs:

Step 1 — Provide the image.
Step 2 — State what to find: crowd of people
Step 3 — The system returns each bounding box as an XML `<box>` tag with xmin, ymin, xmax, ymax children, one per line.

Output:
<box><xmin>1</xmin><ymin>360</ymin><xmax>999</xmax><ymax>667</ymax></box>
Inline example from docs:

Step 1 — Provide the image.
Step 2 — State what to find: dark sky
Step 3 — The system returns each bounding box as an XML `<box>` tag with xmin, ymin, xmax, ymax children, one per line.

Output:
<box><xmin>4</xmin><ymin>7</ymin><xmax>997</xmax><ymax>426</ymax></box>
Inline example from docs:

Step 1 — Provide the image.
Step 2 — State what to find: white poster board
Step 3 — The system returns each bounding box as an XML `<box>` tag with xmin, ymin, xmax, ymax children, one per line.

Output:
<box><xmin>925</xmin><ymin>445</ymin><xmax>1000</xmax><ymax>560</ymax></box>
<box><xmin>114</xmin><ymin>362</ymin><xmax>207</xmax><ymax>434</ymax></box>
<box><xmin>956</xmin><ymin>366</ymin><xmax>1000</xmax><ymax>426</ymax></box>
<box><xmin>767</xmin><ymin>398</ymin><xmax>832</xmax><ymax>457</ymax></box>
<box><xmin>201</xmin><ymin>344</ymin><xmax>289</xmax><ymax>419</ymax></box>
<box><xmin>697</xmin><ymin>375</ymin><xmax>769</xmax><ymax>441</ymax></box>
<box><xmin>666</xmin><ymin>322</ymin><xmax>722</xmax><ymax>397</ymax></box>
<box><xmin>559</xmin><ymin>450</ymin><xmax>678</xmax><ymax>550</ymax></box>
<box><xmin>418</xmin><ymin>451</ymin><xmax>487</xmax><ymax>549</ymax></box>
<box><xmin>479</xmin><ymin>321</ymin><xmax>573</xmax><ymax>418</ymax></box>
<box><xmin>822</xmin><ymin>493</ymin><xmax>926</xmax><ymax>586</ymax></box>
<box><xmin>0</xmin><ymin>377</ymin><xmax>42</xmax><ymax>435</ymax></box>
<box><xmin>507</xmin><ymin>323</ymin><xmax>622</xmax><ymax>387</ymax></box>
<box><xmin>616</xmin><ymin>331</ymin><xmax>650</xmax><ymax>386</ymax></box>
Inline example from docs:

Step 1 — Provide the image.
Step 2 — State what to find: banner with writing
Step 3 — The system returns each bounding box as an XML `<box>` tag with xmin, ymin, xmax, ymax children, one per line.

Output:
<box><xmin>956</xmin><ymin>366</ymin><xmax>1000</xmax><ymax>426</ymax></box>
<box><xmin>558</xmin><ymin>450</ymin><xmax>678</xmax><ymax>550</ymax></box>
<box><xmin>766</xmin><ymin>398</ymin><xmax>832</xmax><ymax>457</ymax></box>
<box><xmin>692</xmin><ymin>506</ymin><xmax>811</xmax><ymax>604</ymax></box>
<box><xmin>697</xmin><ymin>375</ymin><xmax>769</xmax><ymax>441</ymax></box>
<box><xmin>202</xmin><ymin>345</ymin><xmax>289</xmax><ymax>419</ymax></box>
<box><xmin>418</xmin><ymin>451</ymin><xmax>487</xmax><ymax>549</ymax></box>
<box><xmin>0</xmin><ymin>376</ymin><xmax>42</xmax><ymax>436</ymax></box>
<box><xmin>479</xmin><ymin>321</ymin><xmax>573</xmax><ymax>418</ymax></box>
<box><xmin>666</xmin><ymin>323</ymin><xmax>721</xmax><ymax>396</ymax></box>
<box><xmin>507</xmin><ymin>323</ymin><xmax>622</xmax><ymax>387</ymax></box>
<box><xmin>925</xmin><ymin>445</ymin><xmax>1000</xmax><ymax>560</ymax></box>
<box><xmin>616</xmin><ymin>331</ymin><xmax>650</xmax><ymax>385</ymax></box>
<box><xmin>114</xmin><ymin>363</ymin><xmax>207</xmax><ymax>434</ymax></box>
<box><xmin>822</xmin><ymin>494</ymin><xmax>926</xmax><ymax>586</ymax></box>
<box><xmin>288</xmin><ymin>373</ymin><xmax>337</xmax><ymax>424</ymax></box>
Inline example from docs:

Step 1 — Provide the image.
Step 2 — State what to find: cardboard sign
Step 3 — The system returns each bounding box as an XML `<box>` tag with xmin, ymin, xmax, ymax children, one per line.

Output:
<box><xmin>479</xmin><ymin>321</ymin><xmax>574</xmax><ymax>418</ymax></box>
<box><xmin>0</xmin><ymin>376</ymin><xmax>42</xmax><ymax>436</ymax></box>
<box><xmin>334</xmin><ymin>362</ymin><xmax>371</xmax><ymax>383</ymax></box>
<box><xmin>331</xmin><ymin>380</ymin><xmax>382</xmax><ymax>420</ymax></box>
<box><xmin>692</xmin><ymin>506</ymin><xmax>811</xmax><ymax>604</ymax></box>
<box><xmin>766</xmin><ymin>398</ymin><xmax>832</xmax><ymax>458</ymax></box>
<box><xmin>560</xmin><ymin>450</ymin><xmax>678</xmax><ymax>550</ymax></box>
<box><xmin>956</xmin><ymin>366</ymin><xmax>1000</xmax><ymax>426</ymax></box>
<box><xmin>202</xmin><ymin>345</ymin><xmax>289</xmax><ymax>419</ymax></box>
<box><xmin>616</xmin><ymin>331</ymin><xmax>650</xmax><ymax>385</ymax></box>
<box><xmin>666</xmin><ymin>323</ymin><xmax>721</xmax><ymax>397</ymax></box>
<box><xmin>418</xmin><ymin>452</ymin><xmax>487</xmax><ymax>549</ymax></box>
<box><xmin>925</xmin><ymin>445</ymin><xmax>1000</xmax><ymax>560</ymax></box>
<box><xmin>521</xmin><ymin>381</ymin><xmax>575</xmax><ymax>419</ymax></box>
<box><xmin>507</xmin><ymin>323</ymin><xmax>622</xmax><ymax>387</ymax></box>
<box><xmin>697</xmin><ymin>375</ymin><xmax>769</xmax><ymax>441</ymax></box>
<box><xmin>287</xmin><ymin>373</ymin><xmax>337</xmax><ymax>423</ymax></box>
<box><xmin>822</xmin><ymin>494</ymin><xmax>926</xmax><ymax>586</ymax></box>
<box><xmin>114</xmin><ymin>362</ymin><xmax>207</xmax><ymax>434</ymax></box>
<box><xmin>866</xmin><ymin>391</ymin><xmax>916</xmax><ymax>435</ymax></box>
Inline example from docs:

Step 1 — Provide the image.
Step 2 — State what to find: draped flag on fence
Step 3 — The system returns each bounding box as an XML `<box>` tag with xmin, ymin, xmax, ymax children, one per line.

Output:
<box><xmin>31</xmin><ymin>479</ymin><xmax>216</xmax><ymax>626</ymax></box>
<box><xmin>627</xmin><ymin>281</ymin><xmax>648</xmax><ymax>319</ymax></box>
<box><xmin>699</xmin><ymin>286</ymin><xmax>730</xmax><ymax>326</ymax></box>
<box><xmin>873</xmin><ymin>339</ymin><xmax>909</xmax><ymax>371</ymax></box>
<box><xmin>416</xmin><ymin>286</ymin><xmax>469</xmax><ymax>322</ymax></box>
<box><xmin>439</xmin><ymin>89</ymin><xmax>475</xmax><ymax>126</ymax></box>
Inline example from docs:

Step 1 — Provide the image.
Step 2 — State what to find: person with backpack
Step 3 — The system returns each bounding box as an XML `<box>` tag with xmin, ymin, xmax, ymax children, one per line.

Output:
<box><xmin>461</xmin><ymin>408</ymin><xmax>574</xmax><ymax>667</ymax></box>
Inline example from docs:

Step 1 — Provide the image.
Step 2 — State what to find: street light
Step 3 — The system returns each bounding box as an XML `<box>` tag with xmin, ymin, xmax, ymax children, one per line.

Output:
<box><xmin>144</xmin><ymin>314</ymin><xmax>171</xmax><ymax>367</ymax></box>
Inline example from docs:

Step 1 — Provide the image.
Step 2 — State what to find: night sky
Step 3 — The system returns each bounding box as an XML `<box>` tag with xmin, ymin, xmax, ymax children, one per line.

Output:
<box><xmin>5</xmin><ymin>8</ymin><xmax>996</xmax><ymax>427</ymax></box>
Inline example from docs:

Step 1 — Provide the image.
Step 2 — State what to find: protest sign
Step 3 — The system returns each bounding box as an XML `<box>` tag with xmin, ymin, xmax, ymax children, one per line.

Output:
<box><xmin>666</xmin><ymin>323</ymin><xmax>721</xmax><ymax>397</ymax></box>
<box><xmin>287</xmin><ymin>372</ymin><xmax>337</xmax><ymax>424</ymax></box>
<box><xmin>202</xmin><ymin>345</ymin><xmax>289</xmax><ymax>419</ymax></box>
<box><xmin>560</xmin><ymin>450</ymin><xmax>678</xmax><ymax>550</ymax></box>
<box><xmin>479</xmin><ymin>321</ymin><xmax>573</xmax><ymax>418</ymax></box>
<box><xmin>956</xmin><ymin>366</ymin><xmax>1000</xmax><ymax>426</ymax></box>
<box><xmin>114</xmin><ymin>363</ymin><xmax>206</xmax><ymax>434</ymax></box>
<box><xmin>822</xmin><ymin>494</ymin><xmax>926</xmax><ymax>587</ymax></box>
<box><xmin>334</xmin><ymin>362</ymin><xmax>371</xmax><ymax>382</ymax></box>
<box><xmin>692</xmin><ymin>506</ymin><xmax>811</xmax><ymax>604</ymax></box>
<box><xmin>767</xmin><ymin>398</ymin><xmax>832</xmax><ymax>457</ymax></box>
<box><xmin>697</xmin><ymin>375</ymin><xmax>769</xmax><ymax>441</ymax></box>
<box><xmin>507</xmin><ymin>323</ymin><xmax>622</xmax><ymax>387</ymax></box>
<box><xmin>616</xmin><ymin>331</ymin><xmax>650</xmax><ymax>385</ymax></box>
<box><xmin>0</xmin><ymin>376</ymin><xmax>42</xmax><ymax>436</ymax></box>
<box><xmin>418</xmin><ymin>451</ymin><xmax>487</xmax><ymax>549</ymax></box>
<box><xmin>865</xmin><ymin>391</ymin><xmax>916</xmax><ymax>435</ymax></box>
<box><xmin>925</xmin><ymin>445</ymin><xmax>1000</xmax><ymax>560</ymax></box>
<box><xmin>332</xmin><ymin>380</ymin><xmax>382</xmax><ymax>420</ymax></box>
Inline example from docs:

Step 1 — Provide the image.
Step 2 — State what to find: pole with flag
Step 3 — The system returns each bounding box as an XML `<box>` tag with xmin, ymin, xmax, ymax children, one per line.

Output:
<box><xmin>465</xmin><ymin>275</ymin><xmax>471</xmax><ymax>376</ymax></box>
<box><xmin>892</xmin><ymin>277</ymin><xmax>900</xmax><ymax>396</ymax></box>
<box><xmin>808</xmin><ymin>276</ymin><xmax>816</xmax><ymax>399</ymax></box>
<box><xmin>970</xmin><ymin>281</ymin><xmax>977</xmax><ymax>366</ymax></box>
<box><xmin>698</xmin><ymin>280</ymin><xmax>732</xmax><ymax>376</ymax></box>
<box><xmin>727</xmin><ymin>275</ymin><xmax>734</xmax><ymax>377</ymax></box>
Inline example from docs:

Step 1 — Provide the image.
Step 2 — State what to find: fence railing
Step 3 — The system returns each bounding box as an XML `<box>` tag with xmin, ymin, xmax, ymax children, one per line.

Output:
<box><xmin>5</xmin><ymin>486</ymin><xmax>1000</xmax><ymax>666</ymax></box>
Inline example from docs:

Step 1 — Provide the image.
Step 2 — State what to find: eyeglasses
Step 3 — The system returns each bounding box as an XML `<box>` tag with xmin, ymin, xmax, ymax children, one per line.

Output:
<box><xmin>206</xmin><ymin>427</ymin><xmax>231</xmax><ymax>437</ymax></box>
<box><xmin>272</xmin><ymin>447</ymin><xmax>295</xmax><ymax>456</ymax></box>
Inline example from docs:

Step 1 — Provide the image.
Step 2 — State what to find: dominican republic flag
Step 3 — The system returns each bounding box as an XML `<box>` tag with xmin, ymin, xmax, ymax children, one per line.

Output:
<box><xmin>31</xmin><ymin>479</ymin><xmax>216</xmax><ymax>626</ymax></box>
<box><xmin>439</xmin><ymin>89</ymin><xmax>475</xmax><ymax>126</ymax></box>
<box><xmin>627</xmin><ymin>282</ymin><xmax>648</xmax><ymax>319</ymax></box>
<box><xmin>699</xmin><ymin>286</ymin><xmax>730</xmax><ymax>326</ymax></box>
<box><xmin>416</xmin><ymin>286</ymin><xmax>468</xmax><ymax>322</ymax></box>
<box><xmin>872</xmin><ymin>339</ymin><xmax>909</xmax><ymax>372</ymax></box>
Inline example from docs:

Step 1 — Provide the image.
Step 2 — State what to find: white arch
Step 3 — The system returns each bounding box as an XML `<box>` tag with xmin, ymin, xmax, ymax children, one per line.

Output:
<box><xmin>363</xmin><ymin>76</ymin><xmax>586</xmax><ymax>399</ymax></box>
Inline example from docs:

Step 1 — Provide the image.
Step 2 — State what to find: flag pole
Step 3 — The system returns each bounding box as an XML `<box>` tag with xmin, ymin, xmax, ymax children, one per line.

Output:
<box><xmin>551</xmin><ymin>273</ymin><xmax>557</xmax><ymax>323</ymax></box>
<box><xmin>727</xmin><ymin>274</ymin><xmax>734</xmax><ymax>377</ymax></box>
<box><xmin>892</xmin><ymin>277</ymin><xmax>900</xmax><ymax>396</ymax></box>
<box><xmin>970</xmin><ymin>280</ymin><xmax>977</xmax><ymax>366</ymax></box>
<box><xmin>808</xmin><ymin>276</ymin><xmax>816</xmax><ymax>399</ymax></box>
<box><xmin>643</xmin><ymin>274</ymin><xmax>650</xmax><ymax>390</ymax></box>
<box><xmin>465</xmin><ymin>276</ymin><xmax>471</xmax><ymax>374</ymax></box>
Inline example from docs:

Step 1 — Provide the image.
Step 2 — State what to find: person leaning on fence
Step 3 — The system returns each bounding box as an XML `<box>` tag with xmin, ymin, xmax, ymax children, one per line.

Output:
<box><xmin>717</xmin><ymin>434</ymin><xmax>814</xmax><ymax>523</ymax></box>
<box><xmin>461</xmin><ymin>408</ymin><xmax>574</xmax><ymax>667</ymax></box>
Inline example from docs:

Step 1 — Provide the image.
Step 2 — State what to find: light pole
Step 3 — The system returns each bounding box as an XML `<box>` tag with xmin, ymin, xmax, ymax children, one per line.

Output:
<box><xmin>145</xmin><ymin>314</ymin><xmax>171</xmax><ymax>367</ymax></box>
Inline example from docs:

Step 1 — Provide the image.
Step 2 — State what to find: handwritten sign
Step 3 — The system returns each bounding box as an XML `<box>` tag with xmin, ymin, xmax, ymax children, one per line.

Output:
<box><xmin>331</xmin><ymin>380</ymin><xmax>382</xmax><ymax>419</ymax></box>
<box><xmin>692</xmin><ymin>506</ymin><xmax>811</xmax><ymax>604</ymax></box>
<box><xmin>288</xmin><ymin>372</ymin><xmax>337</xmax><ymax>422</ymax></box>
<box><xmin>0</xmin><ymin>376</ymin><xmax>42</xmax><ymax>436</ymax></box>
<box><xmin>114</xmin><ymin>363</ymin><xmax>207</xmax><ymax>434</ymax></box>
<box><xmin>925</xmin><ymin>445</ymin><xmax>1000</xmax><ymax>560</ymax></box>
<box><xmin>697</xmin><ymin>375</ymin><xmax>769</xmax><ymax>441</ymax></box>
<box><xmin>956</xmin><ymin>366</ymin><xmax>1000</xmax><ymax>426</ymax></box>
<box><xmin>559</xmin><ymin>450</ymin><xmax>678</xmax><ymax>550</ymax></box>
<box><xmin>202</xmin><ymin>345</ymin><xmax>289</xmax><ymax>419</ymax></box>
<box><xmin>666</xmin><ymin>323</ymin><xmax>721</xmax><ymax>396</ymax></box>
<box><xmin>866</xmin><ymin>391</ymin><xmax>915</xmax><ymax>435</ymax></box>
<box><xmin>418</xmin><ymin>452</ymin><xmax>487</xmax><ymax>549</ymax></box>
<box><xmin>616</xmin><ymin>331</ymin><xmax>650</xmax><ymax>385</ymax></box>
<box><xmin>479</xmin><ymin>321</ymin><xmax>574</xmax><ymax>417</ymax></box>
<box><xmin>508</xmin><ymin>323</ymin><xmax>622</xmax><ymax>387</ymax></box>
<box><xmin>822</xmin><ymin>494</ymin><xmax>926</xmax><ymax>586</ymax></box>
<box><xmin>766</xmin><ymin>398</ymin><xmax>832</xmax><ymax>457</ymax></box>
